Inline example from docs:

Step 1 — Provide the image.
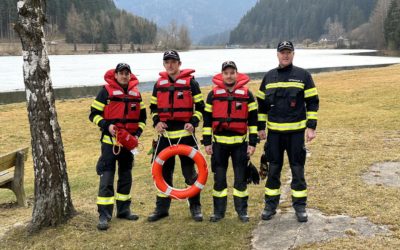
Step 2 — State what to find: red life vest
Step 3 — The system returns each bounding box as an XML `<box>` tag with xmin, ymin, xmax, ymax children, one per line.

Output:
<box><xmin>155</xmin><ymin>69</ymin><xmax>194</xmax><ymax>122</ymax></box>
<box><xmin>211</xmin><ymin>73</ymin><xmax>250</xmax><ymax>134</ymax></box>
<box><xmin>103</xmin><ymin>69</ymin><xmax>141</xmax><ymax>134</ymax></box>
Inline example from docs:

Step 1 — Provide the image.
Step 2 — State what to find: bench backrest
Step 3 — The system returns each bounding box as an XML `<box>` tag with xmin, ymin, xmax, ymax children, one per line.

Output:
<box><xmin>0</xmin><ymin>147</ymin><xmax>29</xmax><ymax>172</ymax></box>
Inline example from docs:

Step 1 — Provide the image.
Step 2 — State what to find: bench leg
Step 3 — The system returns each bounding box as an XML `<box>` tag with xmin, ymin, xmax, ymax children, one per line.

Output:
<box><xmin>11</xmin><ymin>184</ymin><xmax>27</xmax><ymax>207</ymax></box>
<box><xmin>12</xmin><ymin>151</ymin><xmax>27</xmax><ymax>207</ymax></box>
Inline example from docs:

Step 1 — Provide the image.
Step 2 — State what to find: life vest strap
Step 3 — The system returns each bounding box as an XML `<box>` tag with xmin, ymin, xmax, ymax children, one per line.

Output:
<box><xmin>108</xmin><ymin>97</ymin><xmax>141</xmax><ymax>103</ymax></box>
<box><xmin>213</xmin><ymin>117</ymin><xmax>247</xmax><ymax>123</ymax></box>
<box><xmin>158</xmin><ymin>107</ymin><xmax>193</xmax><ymax>113</ymax></box>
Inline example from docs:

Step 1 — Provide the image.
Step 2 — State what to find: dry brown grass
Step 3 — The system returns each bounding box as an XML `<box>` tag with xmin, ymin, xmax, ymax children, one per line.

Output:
<box><xmin>1</xmin><ymin>64</ymin><xmax>400</xmax><ymax>249</ymax></box>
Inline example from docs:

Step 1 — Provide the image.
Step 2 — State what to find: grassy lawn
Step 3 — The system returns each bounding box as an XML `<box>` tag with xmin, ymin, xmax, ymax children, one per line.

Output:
<box><xmin>0</xmin><ymin>65</ymin><xmax>399</xmax><ymax>249</ymax></box>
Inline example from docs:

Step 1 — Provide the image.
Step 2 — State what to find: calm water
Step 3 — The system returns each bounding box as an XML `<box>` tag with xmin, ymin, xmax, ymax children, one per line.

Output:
<box><xmin>1</xmin><ymin>49</ymin><xmax>400</xmax><ymax>92</ymax></box>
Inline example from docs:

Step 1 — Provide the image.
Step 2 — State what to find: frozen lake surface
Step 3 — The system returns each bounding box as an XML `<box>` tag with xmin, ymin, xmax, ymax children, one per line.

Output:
<box><xmin>1</xmin><ymin>49</ymin><xmax>400</xmax><ymax>92</ymax></box>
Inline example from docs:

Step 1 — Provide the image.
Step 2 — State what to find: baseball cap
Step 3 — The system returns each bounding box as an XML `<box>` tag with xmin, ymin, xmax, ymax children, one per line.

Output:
<box><xmin>163</xmin><ymin>50</ymin><xmax>180</xmax><ymax>61</ymax></box>
<box><xmin>221</xmin><ymin>61</ymin><xmax>237</xmax><ymax>71</ymax></box>
<box><xmin>277</xmin><ymin>41</ymin><xmax>294</xmax><ymax>52</ymax></box>
<box><xmin>115</xmin><ymin>63</ymin><xmax>131</xmax><ymax>73</ymax></box>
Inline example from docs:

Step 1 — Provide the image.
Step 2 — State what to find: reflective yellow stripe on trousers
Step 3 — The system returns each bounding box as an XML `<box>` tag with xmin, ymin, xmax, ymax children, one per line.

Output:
<box><xmin>97</xmin><ymin>196</ymin><xmax>115</xmax><ymax>205</ymax></box>
<box><xmin>291</xmin><ymin>189</ymin><xmax>307</xmax><ymax>198</ymax></box>
<box><xmin>265</xmin><ymin>188</ymin><xmax>281</xmax><ymax>196</ymax></box>
<box><xmin>212</xmin><ymin>188</ymin><xmax>228</xmax><ymax>197</ymax></box>
<box><xmin>233</xmin><ymin>188</ymin><xmax>249</xmax><ymax>198</ymax></box>
<box><xmin>115</xmin><ymin>193</ymin><xmax>131</xmax><ymax>201</ymax></box>
<box><xmin>157</xmin><ymin>192</ymin><xmax>169</xmax><ymax>198</ymax></box>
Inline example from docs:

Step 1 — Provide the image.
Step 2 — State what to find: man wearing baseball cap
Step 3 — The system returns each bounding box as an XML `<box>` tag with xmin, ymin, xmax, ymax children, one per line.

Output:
<box><xmin>148</xmin><ymin>50</ymin><xmax>205</xmax><ymax>222</ymax></box>
<box><xmin>89</xmin><ymin>63</ymin><xmax>147</xmax><ymax>230</ymax></box>
<box><xmin>203</xmin><ymin>61</ymin><xmax>258</xmax><ymax>222</ymax></box>
<box><xmin>256</xmin><ymin>41</ymin><xmax>319</xmax><ymax>222</ymax></box>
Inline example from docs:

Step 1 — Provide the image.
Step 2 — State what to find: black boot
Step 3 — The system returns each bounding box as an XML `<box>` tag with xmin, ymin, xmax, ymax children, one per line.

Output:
<box><xmin>189</xmin><ymin>194</ymin><xmax>203</xmax><ymax>222</ymax></box>
<box><xmin>189</xmin><ymin>204</ymin><xmax>203</xmax><ymax>222</ymax></box>
<box><xmin>293</xmin><ymin>196</ymin><xmax>307</xmax><ymax>222</ymax></box>
<box><xmin>116</xmin><ymin>200</ymin><xmax>139</xmax><ymax>221</ymax></box>
<box><xmin>147</xmin><ymin>196</ymin><xmax>171</xmax><ymax>222</ymax></box>
<box><xmin>97</xmin><ymin>215</ymin><xmax>109</xmax><ymax>230</ymax></box>
<box><xmin>294</xmin><ymin>206</ymin><xmax>308</xmax><ymax>222</ymax></box>
<box><xmin>261</xmin><ymin>195</ymin><xmax>279</xmax><ymax>220</ymax></box>
<box><xmin>97</xmin><ymin>204</ymin><xmax>113</xmax><ymax>230</ymax></box>
<box><xmin>234</xmin><ymin>196</ymin><xmax>249</xmax><ymax>223</ymax></box>
<box><xmin>210</xmin><ymin>197</ymin><xmax>227</xmax><ymax>222</ymax></box>
<box><xmin>261</xmin><ymin>205</ymin><xmax>276</xmax><ymax>220</ymax></box>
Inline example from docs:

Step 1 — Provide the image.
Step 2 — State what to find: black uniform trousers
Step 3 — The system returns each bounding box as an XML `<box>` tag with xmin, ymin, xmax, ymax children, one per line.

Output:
<box><xmin>211</xmin><ymin>142</ymin><xmax>248</xmax><ymax>215</ymax></box>
<box><xmin>212</xmin><ymin>142</ymin><xmax>248</xmax><ymax>192</ymax></box>
<box><xmin>96</xmin><ymin>143</ymin><xmax>134</xmax><ymax>219</ymax></box>
<box><xmin>264</xmin><ymin>131</ymin><xmax>307</xmax><ymax>210</ymax></box>
<box><xmin>154</xmin><ymin>135</ymin><xmax>200</xmax><ymax>212</ymax></box>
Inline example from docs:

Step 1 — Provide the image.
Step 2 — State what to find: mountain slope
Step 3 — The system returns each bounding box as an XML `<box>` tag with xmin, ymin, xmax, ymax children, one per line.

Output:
<box><xmin>114</xmin><ymin>0</ymin><xmax>257</xmax><ymax>43</ymax></box>
<box><xmin>229</xmin><ymin>0</ymin><xmax>376</xmax><ymax>45</ymax></box>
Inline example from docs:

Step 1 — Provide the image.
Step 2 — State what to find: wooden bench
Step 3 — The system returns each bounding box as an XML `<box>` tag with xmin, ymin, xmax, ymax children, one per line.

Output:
<box><xmin>0</xmin><ymin>147</ymin><xmax>29</xmax><ymax>207</ymax></box>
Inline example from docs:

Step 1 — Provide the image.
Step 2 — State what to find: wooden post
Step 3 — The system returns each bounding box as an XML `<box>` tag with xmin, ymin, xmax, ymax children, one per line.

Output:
<box><xmin>12</xmin><ymin>151</ymin><xmax>27</xmax><ymax>207</ymax></box>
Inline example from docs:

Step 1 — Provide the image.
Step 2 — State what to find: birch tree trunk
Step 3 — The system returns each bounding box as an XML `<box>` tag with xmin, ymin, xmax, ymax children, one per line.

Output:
<box><xmin>14</xmin><ymin>0</ymin><xmax>75</xmax><ymax>233</ymax></box>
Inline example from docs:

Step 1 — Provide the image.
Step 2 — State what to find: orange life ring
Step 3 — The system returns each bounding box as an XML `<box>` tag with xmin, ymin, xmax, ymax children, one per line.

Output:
<box><xmin>152</xmin><ymin>144</ymin><xmax>208</xmax><ymax>199</ymax></box>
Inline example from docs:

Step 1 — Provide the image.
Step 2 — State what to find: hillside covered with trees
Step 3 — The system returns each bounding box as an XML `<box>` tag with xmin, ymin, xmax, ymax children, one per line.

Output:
<box><xmin>0</xmin><ymin>0</ymin><xmax>157</xmax><ymax>50</ymax></box>
<box><xmin>230</xmin><ymin>0</ymin><xmax>400</xmax><ymax>50</ymax></box>
<box><xmin>384</xmin><ymin>0</ymin><xmax>400</xmax><ymax>50</ymax></box>
<box><xmin>229</xmin><ymin>0</ymin><xmax>376</xmax><ymax>46</ymax></box>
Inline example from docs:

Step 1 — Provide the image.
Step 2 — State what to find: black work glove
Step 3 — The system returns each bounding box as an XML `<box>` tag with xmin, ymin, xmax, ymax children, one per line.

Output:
<box><xmin>259</xmin><ymin>152</ymin><xmax>269</xmax><ymax>180</ymax></box>
<box><xmin>246</xmin><ymin>160</ymin><xmax>260</xmax><ymax>185</ymax></box>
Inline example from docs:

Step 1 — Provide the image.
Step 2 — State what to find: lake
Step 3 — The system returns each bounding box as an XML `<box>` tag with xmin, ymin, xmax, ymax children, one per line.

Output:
<box><xmin>1</xmin><ymin>49</ymin><xmax>400</xmax><ymax>93</ymax></box>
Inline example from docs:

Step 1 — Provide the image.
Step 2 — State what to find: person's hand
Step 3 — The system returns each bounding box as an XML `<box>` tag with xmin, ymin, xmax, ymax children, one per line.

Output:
<box><xmin>108</xmin><ymin>124</ymin><xmax>116</xmax><ymax>137</ymax></box>
<box><xmin>247</xmin><ymin>145</ymin><xmax>256</xmax><ymax>156</ymax></box>
<box><xmin>155</xmin><ymin>122</ymin><xmax>168</xmax><ymax>133</ymax></box>
<box><xmin>184</xmin><ymin>123</ymin><xmax>194</xmax><ymax>133</ymax></box>
<box><xmin>306</xmin><ymin>128</ymin><xmax>316</xmax><ymax>142</ymax></box>
<box><xmin>205</xmin><ymin>145</ymin><xmax>213</xmax><ymax>155</ymax></box>
<box><xmin>258</xmin><ymin>130</ymin><xmax>267</xmax><ymax>140</ymax></box>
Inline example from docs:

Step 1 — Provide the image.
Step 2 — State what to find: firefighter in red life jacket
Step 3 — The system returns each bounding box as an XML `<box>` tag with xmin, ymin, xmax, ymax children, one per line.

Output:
<box><xmin>148</xmin><ymin>50</ymin><xmax>205</xmax><ymax>222</ymax></box>
<box><xmin>203</xmin><ymin>61</ymin><xmax>258</xmax><ymax>222</ymax></box>
<box><xmin>89</xmin><ymin>63</ymin><xmax>147</xmax><ymax>230</ymax></box>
